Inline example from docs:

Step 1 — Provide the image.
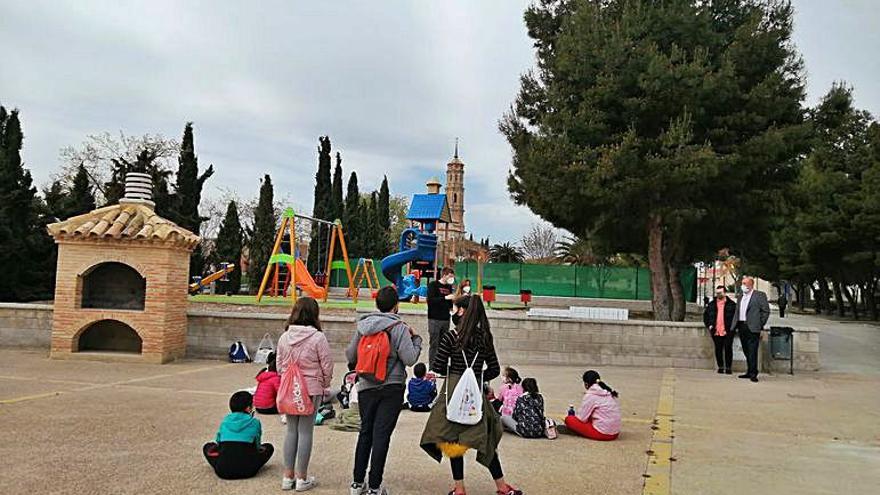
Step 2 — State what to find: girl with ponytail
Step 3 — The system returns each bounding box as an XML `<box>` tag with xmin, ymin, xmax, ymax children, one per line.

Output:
<box><xmin>564</xmin><ymin>370</ymin><xmax>621</xmax><ymax>441</ymax></box>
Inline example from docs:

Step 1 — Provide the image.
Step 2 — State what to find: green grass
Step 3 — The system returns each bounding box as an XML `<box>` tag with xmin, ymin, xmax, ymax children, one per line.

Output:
<box><xmin>189</xmin><ymin>294</ymin><xmax>525</xmax><ymax>311</ymax></box>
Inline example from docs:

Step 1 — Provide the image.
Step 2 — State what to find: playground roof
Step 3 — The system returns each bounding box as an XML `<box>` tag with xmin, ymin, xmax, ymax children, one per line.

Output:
<box><xmin>407</xmin><ymin>194</ymin><xmax>451</xmax><ymax>223</ymax></box>
<box><xmin>46</xmin><ymin>203</ymin><xmax>200</xmax><ymax>249</ymax></box>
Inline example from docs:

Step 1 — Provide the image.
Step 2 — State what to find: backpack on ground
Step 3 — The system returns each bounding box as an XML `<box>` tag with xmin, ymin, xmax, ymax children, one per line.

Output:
<box><xmin>276</xmin><ymin>347</ymin><xmax>314</xmax><ymax>416</ymax></box>
<box><xmin>228</xmin><ymin>341</ymin><xmax>251</xmax><ymax>363</ymax></box>
<box><xmin>354</xmin><ymin>324</ymin><xmax>396</xmax><ymax>383</ymax></box>
<box><xmin>446</xmin><ymin>351</ymin><xmax>484</xmax><ymax>425</ymax></box>
<box><xmin>253</xmin><ymin>333</ymin><xmax>275</xmax><ymax>364</ymax></box>
<box><xmin>544</xmin><ymin>418</ymin><xmax>559</xmax><ymax>440</ymax></box>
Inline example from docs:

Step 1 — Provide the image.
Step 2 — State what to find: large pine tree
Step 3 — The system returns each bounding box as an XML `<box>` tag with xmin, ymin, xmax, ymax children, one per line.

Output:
<box><xmin>377</xmin><ymin>176</ymin><xmax>391</xmax><ymax>257</ymax></box>
<box><xmin>215</xmin><ymin>200</ymin><xmax>244</xmax><ymax>295</ymax></box>
<box><xmin>343</xmin><ymin>171</ymin><xmax>361</xmax><ymax>257</ymax></box>
<box><xmin>330</xmin><ymin>152</ymin><xmax>344</xmax><ymax>222</ymax></box>
<box><xmin>170</xmin><ymin>123</ymin><xmax>214</xmax><ymax>277</ymax></box>
<box><xmin>67</xmin><ymin>164</ymin><xmax>96</xmax><ymax>217</ymax></box>
<box><xmin>308</xmin><ymin>136</ymin><xmax>333</xmax><ymax>272</ymax></box>
<box><xmin>0</xmin><ymin>106</ymin><xmax>54</xmax><ymax>301</ymax></box>
<box><xmin>501</xmin><ymin>0</ymin><xmax>806</xmax><ymax>320</ymax></box>
<box><xmin>247</xmin><ymin>175</ymin><xmax>276</xmax><ymax>294</ymax></box>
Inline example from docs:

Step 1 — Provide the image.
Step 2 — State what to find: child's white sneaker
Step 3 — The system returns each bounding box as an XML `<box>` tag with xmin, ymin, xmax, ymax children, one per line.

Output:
<box><xmin>366</xmin><ymin>487</ymin><xmax>389</xmax><ymax>495</ymax></box>
<box><xmin>281</xmin><ymin>477</ymin><xmax>296</xmax><ymax>490</ymax></box>
<box><xmin>350</xmin><ymin>481</ymin><xmax>367</xmax><ymax>495</ymax></box>
<box><xmin>295</xmin><ymin>477</ymin><xmax>317</xmax><ymax>491</ymax></box>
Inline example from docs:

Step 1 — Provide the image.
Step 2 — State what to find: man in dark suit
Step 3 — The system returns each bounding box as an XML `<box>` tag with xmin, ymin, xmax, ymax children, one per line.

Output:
<box><xmin>703</xmin><ymin>285</ymin><xmax>737</xmax><ymax>374</ymax></box>
<box><xmin>733</xmin><ymin>276</ymin><xmax>771</xmax><ymax>382</ymax></box>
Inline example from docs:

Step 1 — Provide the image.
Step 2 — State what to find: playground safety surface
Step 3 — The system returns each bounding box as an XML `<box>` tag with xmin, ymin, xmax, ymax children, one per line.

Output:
<box><xmin>0</xmin><ymin>349</ymin><xmax>877</xmax><ymax>495</ymax></box>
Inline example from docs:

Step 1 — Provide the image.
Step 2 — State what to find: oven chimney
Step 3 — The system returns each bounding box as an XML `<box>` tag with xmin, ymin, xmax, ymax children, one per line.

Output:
<box><xmin>119</xmin><ymin>172</ymin><xmax>155</xmax><ymax>208</ymax></box>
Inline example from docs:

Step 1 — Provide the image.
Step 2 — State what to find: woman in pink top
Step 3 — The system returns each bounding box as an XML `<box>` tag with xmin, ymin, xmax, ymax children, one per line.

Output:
<box><xmin>276</xmin><ymin>297</ymin><xmax>334</xmax><ymax>491</ymax></box>
<box><xmin>497</xmin><ymin>366</ymin><xmax>524</xmax><ymax>417</ymax></box>
<box><xmin>564</xmin><ymin>370</ymin><xmax>621</xmax><ymax>441</ymax></box>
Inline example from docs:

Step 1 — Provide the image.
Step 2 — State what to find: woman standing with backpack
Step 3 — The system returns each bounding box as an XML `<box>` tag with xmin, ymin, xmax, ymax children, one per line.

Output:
<box><xmin>420</xmin><ymin>295</ymin><xmax>523</xmax><ymax>495</ymax></box>
<box><xmin>276</xmin><ymin>297</ymin><xmax>333</xmax><ymax>491</ymax></box>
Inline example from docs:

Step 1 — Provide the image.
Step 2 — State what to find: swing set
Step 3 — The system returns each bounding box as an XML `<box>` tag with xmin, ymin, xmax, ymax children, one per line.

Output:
<box><xmin>348</xmin><ymin>258</ymin><xmax>381</xmax><ymax>300</ymax></box>
<box><xmin>255</xmin><ymin>208</ymin><xmax>356</xmax><ymax>304</ymax></box>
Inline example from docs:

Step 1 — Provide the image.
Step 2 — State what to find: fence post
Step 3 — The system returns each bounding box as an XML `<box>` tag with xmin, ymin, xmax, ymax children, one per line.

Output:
<box><xmin>634</xmin><ymin>267</ymin><xmax>639</xmax><ymax>300</ymax></box>
<box><xmin>518</xmin><ymin>263</ymin><xmax>523</xmax><ymax>293</ymax></box>
<box><xmin>574</xmin><ymin>264</ymin><xmax>579</xmax><ymax>298</ymax></box>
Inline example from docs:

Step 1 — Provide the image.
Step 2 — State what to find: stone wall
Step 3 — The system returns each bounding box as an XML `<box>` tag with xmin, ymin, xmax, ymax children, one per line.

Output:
<box><xmin>0</xmin><ymin>303</ymin><xmax>820</xmax><ymax>372</ymax></box>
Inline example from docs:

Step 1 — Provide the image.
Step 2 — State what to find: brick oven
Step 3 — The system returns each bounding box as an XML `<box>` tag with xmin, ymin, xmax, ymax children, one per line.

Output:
<box><xmin>46</xmin><ymin>172</ymin><xmax>200</xmax><ymax>363</ymax></box>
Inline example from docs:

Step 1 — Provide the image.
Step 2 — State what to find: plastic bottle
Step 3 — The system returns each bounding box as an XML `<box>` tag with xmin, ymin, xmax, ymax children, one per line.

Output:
<box><xmin>567</xmin><ymin>404</ymin><xmax>576</xmax><ymax>416</ymax></box>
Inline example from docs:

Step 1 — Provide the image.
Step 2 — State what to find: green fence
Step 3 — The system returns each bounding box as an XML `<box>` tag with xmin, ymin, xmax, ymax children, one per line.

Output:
<box><xmin>329</xmin><ymin>259</ymin><xmax>696</xmax><ymax>302</ymax></box>
<box><xmin>454</xmin><ymin>262</ymin><xmax>696</xmax><ymax>302</ymax></box>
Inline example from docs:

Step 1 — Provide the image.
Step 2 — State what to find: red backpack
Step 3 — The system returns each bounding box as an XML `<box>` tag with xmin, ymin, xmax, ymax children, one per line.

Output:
<box><xmin>355</xmin><ymin>324</ymin><xmax>398</xmax><ymax>383</ymax></box>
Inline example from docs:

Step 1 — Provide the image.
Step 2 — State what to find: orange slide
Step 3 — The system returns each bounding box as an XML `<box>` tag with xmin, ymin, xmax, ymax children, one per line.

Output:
<box><xmin>293</xmin><ymin>258</ymin><xmax>327</xmax><ymax>299</ymax></box>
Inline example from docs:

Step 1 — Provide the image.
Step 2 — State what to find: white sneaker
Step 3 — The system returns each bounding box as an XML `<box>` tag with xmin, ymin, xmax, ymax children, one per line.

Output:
<box><xmin>350</xmin><ymin>481</ymin><xmax>367</xmax><ymax>495</ymax></box>
<box><xmin>295</xmin><ymin>477</ymin><xmax>317</xmax><ymax>491</ymax></box>
<box><xmin>281</xmin><ymin>477</ymin><xmax>296</xmax><ymax>491</ymax></box>
<box><xmin>366</xmin><ymin>487</ymin><xmax>389</xmax><ymax>495</ymax></box>
<box><xmin>280</xmin><ymin>415</ymin><xmax>288</xmax><ymax>425</ymax></box>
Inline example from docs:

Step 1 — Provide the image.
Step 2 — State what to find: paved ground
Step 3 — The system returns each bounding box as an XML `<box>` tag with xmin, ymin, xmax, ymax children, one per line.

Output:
<box><xmin>1</xmin><ymin>312</ymin><xmax>878</xmax><ymax>495</ymax></box>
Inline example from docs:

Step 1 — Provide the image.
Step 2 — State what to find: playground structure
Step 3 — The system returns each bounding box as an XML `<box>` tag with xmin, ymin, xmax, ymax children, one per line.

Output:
<box><xmin>255</xmin><ymin>208</ymin><xmax>355</xmax><ymax>303</ymax></box>
<box><xmin>380</xmin><ymin>189</ymin><xmax>450</xmax><ymax>301</ymax></box>
<box><xmin>189</xmin><ymin>262</ymin><xmax>235</xmax><ymax>294</ymax></box>
<box><xmin>348</xmin><ymin>258</ymin><xmax>381</xmax><ymax>300</ymax></box>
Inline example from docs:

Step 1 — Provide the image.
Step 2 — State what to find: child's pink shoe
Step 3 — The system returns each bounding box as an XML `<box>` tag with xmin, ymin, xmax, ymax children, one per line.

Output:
<box><xmin>496</xmin><ymin>485</ymin><xmax>523</xmax><ymax>495</ymax></box>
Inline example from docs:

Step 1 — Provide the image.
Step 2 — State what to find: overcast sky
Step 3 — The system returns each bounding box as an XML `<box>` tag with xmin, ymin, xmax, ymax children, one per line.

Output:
<box><xmin>1</xmin><ymin>0</ymin><xmax>878</xmax><ymax>242</ymax></box>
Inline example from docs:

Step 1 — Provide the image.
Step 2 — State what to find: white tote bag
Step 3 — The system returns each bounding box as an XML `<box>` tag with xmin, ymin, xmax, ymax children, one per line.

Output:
<box><xmin>253</xmin><ymin>333</ymin><xmax>275</xmax><ymax>364</ymax></box>
<box><xmin>445</xmin><ymin>351</ymin><xmax>484</xmax><ymax>425</ymax></box>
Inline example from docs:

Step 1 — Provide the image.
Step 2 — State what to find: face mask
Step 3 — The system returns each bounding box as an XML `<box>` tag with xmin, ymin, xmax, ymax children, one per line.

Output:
<box><xmin>741</xmin><ymin>285</ymin><xmax>751</xmax><ymax>294</ymax></box>
<box><xmin>462</xmin><ymin>286</ymin><xmax>471</xmax><ymax>294</ymax></box>
<box><xmin>447</xmin><ymin>277</ymin><xmax>455</xmax><ymax>285</ymax></box>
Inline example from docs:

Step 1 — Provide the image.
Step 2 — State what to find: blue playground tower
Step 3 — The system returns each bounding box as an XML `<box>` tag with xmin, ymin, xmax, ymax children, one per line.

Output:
<box><xmin>380</xmin><ymin>190</ymin><xmax>451</xmax><ymax>301</ymax></box>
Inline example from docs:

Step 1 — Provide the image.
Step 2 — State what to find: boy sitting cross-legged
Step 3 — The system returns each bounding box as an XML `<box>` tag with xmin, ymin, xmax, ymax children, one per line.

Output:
<box><xmin>203</xmin><ymin>391</ymin><xmax>274</xmax><ymax>479</ymax></box>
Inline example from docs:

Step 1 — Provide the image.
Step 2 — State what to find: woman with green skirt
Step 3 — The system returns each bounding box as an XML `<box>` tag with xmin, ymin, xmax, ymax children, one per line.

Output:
<box><xmin>420</xmin><ymin>295</ymin><xmax>523</xmax><ymax>495</ymax></box>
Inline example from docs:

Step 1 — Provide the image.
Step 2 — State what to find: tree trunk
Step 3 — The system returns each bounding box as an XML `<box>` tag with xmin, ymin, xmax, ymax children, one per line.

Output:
<box><xmin>667</xmin><ymin>263</ymin><xmax>686</xmax><ymax>321</ymax></box>
<box><xmin>832</xmin><ymin>278</ymin><xmax>846</xmax><ymax>317</ymax></box>
<box><xmin>863</xmin><ymin>279</ymin><xmax>878</xmax><ymax>321</ymax></box>
<box><xmin>647</xmin><ymin>214</ymin><xmax>671</xmax><ymax>321</ymax></box>
<box><xmin>842</xmin><ymin>284</ymin><xmax>859</xmax><ymax>320</ymax></box>
<box><xmin>796</xmin><ymin>282</ymin><xmax>805</xmax><ymax>311</ymax></box>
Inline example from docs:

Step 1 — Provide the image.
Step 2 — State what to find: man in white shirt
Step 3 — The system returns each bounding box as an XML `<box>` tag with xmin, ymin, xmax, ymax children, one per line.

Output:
<box><xmin>733</xmin><ymin>276</ymin><xmax>771</xmax><ymax>382</ymax></box>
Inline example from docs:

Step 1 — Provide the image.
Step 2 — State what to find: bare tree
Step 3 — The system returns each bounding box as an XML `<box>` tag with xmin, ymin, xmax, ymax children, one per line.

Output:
<box><xmin>520</xmin><ymin>223</ymin><xmax>558</xmax><ymax>260</ymax></box>
<box><xmin>57</xmin><ymin>131</ymin><xmax>178</xmax><ymax>202</ymax></box>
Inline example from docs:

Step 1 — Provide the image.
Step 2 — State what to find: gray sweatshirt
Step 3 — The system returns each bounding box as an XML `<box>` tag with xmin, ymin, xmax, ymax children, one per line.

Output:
<box><xmin>345</xmin><ymin>311</ymin><xmax>423</xmax><ymax>392</ymax></box>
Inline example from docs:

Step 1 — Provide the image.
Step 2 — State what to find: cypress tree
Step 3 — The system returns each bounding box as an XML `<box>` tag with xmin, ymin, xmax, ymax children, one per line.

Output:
<box><xmin>171</xmin><ymin>123</ymin><xmax>214</xmax><ymax>277</ymax></box>
<box><xmin>247</xmin><ymin>175</ymin><xmax>276</xmax><ymax>294</ymax></box>
<box><xmin>308</xmin><ymin>136</ymin><xmax>333</xmax><ymax>272</ymax></box>
<box><xmin>331</xmin><ymin>152</ymin><xmax>344</xmax><ymax>221</ymax></box>
<box><xmin>369</xmin><ymin>191</ymin><xmax>382</xmax><ymax>256</ymax></box>
<box><xmin>0</xmin><ymin>106</ymin><xmax>54</xmax><ymax>301</ymax></box>
<box><xmin>215</xmin><ymin>200</ymin><xmax>244</xmax><ymax>295</ymax></box>
<box><xmin>377</xmin><ymin>176</ymin><xmax>391</xmax><ymax>256</ymax></box>
<box><xmin>67</xmin><ymin>163</ymin><xmax>96</xmax><ymax>217</ymax></box>
<box><xmin>43</xmin><ymin>180</ymin><xmax>67</xmax><ymax>220</ymax></box>
<box><xmin>343</xmin><ymin>171</ymin><xmax>361</xmax><ymax>257</ymax></box>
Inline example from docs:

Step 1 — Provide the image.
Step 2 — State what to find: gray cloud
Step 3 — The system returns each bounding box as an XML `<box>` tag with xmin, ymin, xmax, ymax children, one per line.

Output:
<box><xmin>1</xmin><ymin>0</ymin><xmax>878</xmax><ymax>243</ymax></box>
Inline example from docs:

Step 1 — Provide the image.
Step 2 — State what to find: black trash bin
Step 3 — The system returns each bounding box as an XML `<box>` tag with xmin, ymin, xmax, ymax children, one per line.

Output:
<box><xmin>769</xmin><ymin>326</ymin><xmax>795</xmax><ymax>375</ymax></box>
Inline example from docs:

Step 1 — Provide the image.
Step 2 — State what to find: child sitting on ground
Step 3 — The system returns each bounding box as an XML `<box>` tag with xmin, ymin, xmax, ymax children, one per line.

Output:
<box><xmin>202</xmin><ymin>391</ymin><xmax>274</xmax><ymax>479</ymax></box>
<box><xmin>565</xmin><ymin>370</ymin><xmax>621</xmax><ymax>441</ymax></box>
<box><xmin>404</xmin><ymin>362</ymin><xmax>437</xmax><ymax>412</ymax></box>
<box><xmin>253</xmin><ymin>352</ymin><xmax>280</xmax><ymax>415</ymax></box>
<box><xmin>329</xmin><ymin>381</ymin><xmax>361</xmax><ymax>432</ymax></box>
<box><xmin>501</xmin><ymin>377</ymin><xmax>546</xmax><ymax>438</ymax></box>
<box><xmin>495</xmin><ymin>366</ymin><xmax>524</xmax><ymax>415</ymax></box>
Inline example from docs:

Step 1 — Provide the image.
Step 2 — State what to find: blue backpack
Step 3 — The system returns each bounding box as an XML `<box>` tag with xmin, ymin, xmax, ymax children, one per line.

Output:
<box><xmin>228</xmin><ymin>341</ymin><xmax>251</xmax><ymax>363</ymax></box>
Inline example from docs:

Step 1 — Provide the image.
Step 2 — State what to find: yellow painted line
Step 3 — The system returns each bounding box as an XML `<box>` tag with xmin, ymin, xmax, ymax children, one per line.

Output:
<box><xmin>643</xmin><ymin>368</ymin><xmax>675</xmax><ymax>495</ymax></box>
<box><xmin>0</xmin><ymin>391</ymin><xmax>66</xmax><ymax>404</ymax></box>
<box><xmin>0</xmin><ymin>363</ymin><xmax>235</xmax><ymax>405</ymax></box>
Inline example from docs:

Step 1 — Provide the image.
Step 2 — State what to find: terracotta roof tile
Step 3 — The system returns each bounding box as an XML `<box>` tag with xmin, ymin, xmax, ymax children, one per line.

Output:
<box><xmin>47</xmin><ymin>203</ymin><xmax>199</xmax><ymax>250</ymax></box>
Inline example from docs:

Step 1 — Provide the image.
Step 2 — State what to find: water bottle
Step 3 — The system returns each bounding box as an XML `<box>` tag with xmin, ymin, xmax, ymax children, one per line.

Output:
<box><xmin>567</xmin><ymin>404</ymin><xmax>576</xmax><ymax>416</ymax></box>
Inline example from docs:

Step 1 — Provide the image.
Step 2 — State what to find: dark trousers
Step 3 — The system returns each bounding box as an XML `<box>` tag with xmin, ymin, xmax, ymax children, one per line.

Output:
<box><xmin>354</xmin><ymin>384</ymin><xmax>405</xmax><ymax>489</ymax></box>
<box><xmin>203</xmin><ymin>441</ymin><xmax>273</xmax><ymax>480</ymax></box>
<box><xmin>450</xmin><ymin>453</ymin><xmax>504</xmax><ymax>481</ymax></box>
<box><xmin>779</xmin><ymin>305</ymin><xmax>786</xmax><ymax>318</ymax></box>
<box><xmin>737</xmin><ymin>322</ymin><xmax>760</xmax><ymax>377</ymax></box>
<box><xmin>711</xmin><ymin>333</ymin><xmax>734</xmax><ymax>370</ymax></box>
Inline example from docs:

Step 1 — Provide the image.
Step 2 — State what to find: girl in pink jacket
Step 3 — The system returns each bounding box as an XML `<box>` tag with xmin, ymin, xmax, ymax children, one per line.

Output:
<box><xmin>497</xmin><ymin>366</ymin><xmax>524</xmax><ymax>417</ymax></box>
<box><xmin>276</xmin><ymin>297</ymin><xmax>334</xmax><ymax>491</ymax></box>
<box><xmin>253</xmin><ymin>352</ymin><xmax>281</xmax><ymax>414</ymax></box>
<box><xmin>564</xmin><ymin>370</ymin><xmax>621</xmax><ymax>441</ymax></box>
